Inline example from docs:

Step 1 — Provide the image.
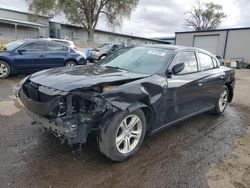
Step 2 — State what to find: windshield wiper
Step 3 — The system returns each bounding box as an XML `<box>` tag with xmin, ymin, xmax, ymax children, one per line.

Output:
<box><xmin>104</xmin><ymin>65</ymin><xmax>128</xmax><ymax>71</ymax></box>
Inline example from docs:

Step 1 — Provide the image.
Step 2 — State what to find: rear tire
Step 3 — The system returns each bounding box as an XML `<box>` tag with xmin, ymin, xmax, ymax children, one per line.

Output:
<box><xmin>65</xmin><ymin>61</ymin><xmax>77</xmax><ymax>66</ymax></box>
<box><xmin>98</xmin><ymin>109</ymin><xmax>146</xmax><ymax>161</ymax></box>
<box><xmin>0</xmin><ymin>61</ymin><xmax>10</xmax><ymax>79</ymax></box>
<box><xmin>213</xmin><ymin>86</ymin><xmax>229</xmax><ymax>115</ymax></box>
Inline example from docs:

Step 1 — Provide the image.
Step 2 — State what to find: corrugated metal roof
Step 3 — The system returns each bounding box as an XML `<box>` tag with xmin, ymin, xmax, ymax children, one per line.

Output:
<box><xmin>0</xmin><ymin>4</ymin><xmax>28</xmax><ymax>14</ymax></box>
<box><xmin>175</xmin><ymin>27</ymin><xmax>250</xmax><ymax>34</ymax></box>
<box><xmin>0</xmin><ymin>5</ymin><xmax>49</xmax><ymax>18</ymax></box>
<box><xmin>50</xmin><ymin>21</ymin><xmax>170</xmax><ymax>44</ymax></box>
<box><xmin>0</xmin><ymin>17</ymin><xmax>47</xmax><ymax>27</ymax></box>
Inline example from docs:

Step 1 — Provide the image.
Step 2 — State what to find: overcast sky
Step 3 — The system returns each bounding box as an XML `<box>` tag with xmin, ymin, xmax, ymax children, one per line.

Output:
<box><xmin>0</xmin><ymin>0</ymin><xmax>248</xmax><ymax>38</ymax></box>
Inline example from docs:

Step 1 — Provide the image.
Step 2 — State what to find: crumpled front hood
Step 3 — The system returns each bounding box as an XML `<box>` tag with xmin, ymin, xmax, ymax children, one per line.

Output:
<box><xmin>29</xmin><ymin>65</ymin><xmax>149</xmax><ymax>91</ymax></box>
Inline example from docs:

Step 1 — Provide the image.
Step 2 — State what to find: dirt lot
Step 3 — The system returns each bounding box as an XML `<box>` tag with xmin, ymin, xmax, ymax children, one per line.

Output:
<box><xmin>0</xmin><ymin>70</ymin><xmax>249</xmax><ymax>188</ymax></box>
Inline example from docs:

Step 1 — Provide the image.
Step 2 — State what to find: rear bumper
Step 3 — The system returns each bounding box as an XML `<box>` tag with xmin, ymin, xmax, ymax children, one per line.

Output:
<box><xmin>78</xmin><ymin>57</ymin><xmax>87</xmax><ymax>65</ymax></box>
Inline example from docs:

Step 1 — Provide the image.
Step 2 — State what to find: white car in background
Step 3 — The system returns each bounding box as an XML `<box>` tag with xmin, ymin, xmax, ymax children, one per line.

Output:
<box><xmin>48</xmin><ymin>38</ymin><xmax>86</xmax><ymax>59</ymax></box>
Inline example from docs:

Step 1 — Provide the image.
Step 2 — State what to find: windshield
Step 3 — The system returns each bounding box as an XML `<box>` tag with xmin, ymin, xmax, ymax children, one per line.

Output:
<box><xmin>98</xmin><ymin>47</ymin><xmax>174</xmax><ymax>75</ymax></box>
<box><xmin>5</xmin><ymin>40</ymin><xmax>26</xmax><ymax>51</ymax></box>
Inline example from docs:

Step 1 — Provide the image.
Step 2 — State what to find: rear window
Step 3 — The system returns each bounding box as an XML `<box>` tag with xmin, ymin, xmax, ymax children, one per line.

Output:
<box><xmin>212</xmin><ymin>58</ymin><xmax>220</xmax><ymax>68</ymax></box>
<box><xmin>53</xmin><ymin>40</ymin><xmax>70</xmax><ymax>46</ymax></box>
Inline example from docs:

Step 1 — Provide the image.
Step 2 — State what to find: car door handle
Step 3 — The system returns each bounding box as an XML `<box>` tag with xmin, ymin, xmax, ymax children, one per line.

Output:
<box><xmin>40</xmin><ymin>54</ymin><xmax>45</xmax><ymax>58</ymax></box>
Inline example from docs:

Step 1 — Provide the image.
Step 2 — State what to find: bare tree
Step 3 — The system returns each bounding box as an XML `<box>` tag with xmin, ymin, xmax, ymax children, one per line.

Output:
<box><xmin>27</xmin><ymin>0</ymin><xmax>139</xmax><ymax>43</ymax></box>
<box><xmin>184</xmin><ymin>1</ymin><xmax>226</xmax><ymax>31</ymax></box>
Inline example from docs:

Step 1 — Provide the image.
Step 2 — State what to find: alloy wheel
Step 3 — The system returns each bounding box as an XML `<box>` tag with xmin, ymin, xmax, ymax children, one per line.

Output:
<box><xmin>115</xmin><ymin>115</ymin><xmax>142</xmax><ymax>154</ymax></box>
<box><xmin>0</xmin><ymin>63</ymin><xmax>8</xmax><ymax>77</ymax></box>
<box><xmin>66</xmin><ymin>62</ymin><xmax>76</xmax><ymax>66</ymax></box>
<box><xmin>219</xmin><ymin>89</ymin><xmax>228</xmax><ymax>112</ymax></box>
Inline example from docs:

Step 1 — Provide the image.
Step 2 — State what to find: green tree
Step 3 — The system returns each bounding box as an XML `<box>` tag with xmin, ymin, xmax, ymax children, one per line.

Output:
<box><xmin>184</xmin><ymin>2</ymin><xmax>227</xmax><ymax>31</ymax></box>
<box><xmin>27</xmin><ymin>0</ymin><xmax>139</xmax><ymax>43</ymax></box>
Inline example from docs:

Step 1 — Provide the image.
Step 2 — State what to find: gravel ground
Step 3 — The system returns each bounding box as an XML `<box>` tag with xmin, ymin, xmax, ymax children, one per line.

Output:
<box><xmin>0</xmin><ymin>69</ymin><xmax>249</xmax><ymax>188</ymax></box>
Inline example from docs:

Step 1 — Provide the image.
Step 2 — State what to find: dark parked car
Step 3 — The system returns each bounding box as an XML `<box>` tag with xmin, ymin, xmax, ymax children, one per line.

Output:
<box><xmin>17</xmin><ymin>45</ymin><xmax>235</xmax><ymax>161</ymax></box>
<box><xmin>0</xmin><ymin>39</ymin><xmax>86</xmax><ymax>78</ymax></box>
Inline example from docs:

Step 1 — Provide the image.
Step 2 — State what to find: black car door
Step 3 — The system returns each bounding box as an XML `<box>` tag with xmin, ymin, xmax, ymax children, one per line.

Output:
<box><xmin>164</xmin><ymin>51</ymin><xmax>209</xmax><ymax>124</ymax></box>
<box><xmin>13</xmin><ymin>41</ymin><xmax>45</xmax><ymax>71</ymax></box>
<box><xmin>196</xmin><ymin>52</ymin><xmax>225</xmax><ymax>108</ymax></box>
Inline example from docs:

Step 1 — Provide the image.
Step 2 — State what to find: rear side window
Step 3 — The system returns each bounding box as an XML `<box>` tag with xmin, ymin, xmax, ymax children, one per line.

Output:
<box><xmin>212</xmin><ymin>58</ymin><xmax>219</xmax><ymax>68</ymax></box>
<box><xmin>47</xmin><ymin>42</ymin><xmax>69</xmax><ymax>52</ymax></box>
<box><xmin>172</xmin><ymin>51</ymin><xmax>198</xmax><ymax>74</ymax></box>
<box><xmin>198</xmin><ymin>53</ymin><xmax>214</xmax><ymax>70</ymax></box>
<box><xmin>20</xmin><ymin>42</ymin><xmax>44</xmax><ymax>52</ymax></box>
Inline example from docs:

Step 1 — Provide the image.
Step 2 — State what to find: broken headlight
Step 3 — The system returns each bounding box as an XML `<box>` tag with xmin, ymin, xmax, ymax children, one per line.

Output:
<box><xmin>14</xmin><ymin>75</ymin><xmax>30</xmax><ymax>97</ymax></box>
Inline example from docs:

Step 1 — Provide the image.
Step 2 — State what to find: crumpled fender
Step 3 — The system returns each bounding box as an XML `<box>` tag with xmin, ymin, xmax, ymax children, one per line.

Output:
<box><xmin>127</xmin><ymin>102</ymin><xmax>148</xmax><ymax>113</ymax></box>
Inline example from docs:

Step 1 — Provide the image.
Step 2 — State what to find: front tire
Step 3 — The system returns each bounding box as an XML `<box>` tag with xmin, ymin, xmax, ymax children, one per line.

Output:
<box><xmin>0</xmin><ymin>61</ymin><xmax>10</xmax><ymax>79</ymax></box>
<box><xmin>213</xmin><ymin>86</ymin><xmax>229</xmax><ymax>115</ymax></box>
<box><xmin>98</xmin><ymin>109</ymin><xmax>146</xmax><ymax>161</ymax></box>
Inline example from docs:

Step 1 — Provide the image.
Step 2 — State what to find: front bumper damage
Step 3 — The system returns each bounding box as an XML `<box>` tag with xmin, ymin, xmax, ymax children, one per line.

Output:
<box><xmin>26</xmin><ymin>109</ymin><xmax>84</xmax><ymax>144</ymax></box>
<box><xmin>19</xmin><ymin>81</ymin><xmax>117</xmax><ymax>145</ymax></box>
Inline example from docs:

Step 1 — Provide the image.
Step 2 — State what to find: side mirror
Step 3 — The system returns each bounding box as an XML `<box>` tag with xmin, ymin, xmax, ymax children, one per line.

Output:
<box><xmin>172</xmin><ymin>63</ymin><xmax>185</xmax><ymax>74</ymax></box>
<box><xmin>18</xmin><ymin>49</ymin><xmax>26</xmax><ymax>54</ymax></box>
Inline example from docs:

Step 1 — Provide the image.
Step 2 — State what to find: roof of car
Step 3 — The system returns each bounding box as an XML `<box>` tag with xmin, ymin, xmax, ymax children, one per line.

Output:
<box><xmin>22</xmin><ymin>38</ymin><xmax>71</xmax><ymax>43</ymax></box>
<box><xmin>143</xmin><ymin>44</ymin><xmax>215</xmax><ymax>56</ymax></box>
<box><xmin>20</xmin><ymin>38</ymin><xmax>73</xmax><ymax>47</ymax></box>
<box><xmin>144</xmin><ymin>44</ymin><xmax>194</xmax><ymax>50</ymax></box>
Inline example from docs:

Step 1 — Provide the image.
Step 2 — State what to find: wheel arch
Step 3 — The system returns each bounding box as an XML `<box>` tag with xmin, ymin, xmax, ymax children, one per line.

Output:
<box><xmin>225</xmin><ymin>81</ymin><xmax>234</xmax><ymax>103</ymax></box>
<box><xmin>0</xmin><ymin>58</ymin><xmax>11</xmax><ymax>66</ymax></box>
<box><xmin>127</xmin><ymin>102</ymin><xmax>155</xmax><ymax>132</ymax></box>
<box><xmin>0</xmin><ymin>58</ymin><xmax>13</xmax><ymax>73</ymax></box>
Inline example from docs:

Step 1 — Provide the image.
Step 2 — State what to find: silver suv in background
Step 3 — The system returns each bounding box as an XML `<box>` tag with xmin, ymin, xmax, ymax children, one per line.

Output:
<box><xmin>92</xmin><ymin>43</ymin><xmax>125</xmax><ymax>61</ymax></box>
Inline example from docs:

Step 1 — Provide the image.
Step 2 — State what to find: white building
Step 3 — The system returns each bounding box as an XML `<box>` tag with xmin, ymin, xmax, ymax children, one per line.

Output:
<box><xmin>175</xmin><ymin>27</ymin><xmax>250</xmax><ymax>61</ymax></box>
<box><xmin>0</xmin><ymin>6</ymin><xmax>169</xmax><ymax>47</ymax></box>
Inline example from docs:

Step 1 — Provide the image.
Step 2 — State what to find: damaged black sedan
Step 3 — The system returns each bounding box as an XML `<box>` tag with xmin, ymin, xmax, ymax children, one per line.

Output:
<box><xmin>17</xmin><ymin>45</ymin><xmax>235</xmax><ymax>161</ymax></box>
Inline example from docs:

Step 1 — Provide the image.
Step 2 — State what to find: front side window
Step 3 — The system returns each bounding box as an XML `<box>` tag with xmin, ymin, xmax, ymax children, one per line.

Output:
<box><xmin>172</xmin><ymin>51</ymin><xmax>198</xmax><ymax>74</ymax></box>
<box><xmin>47</xmin><ymin>42</ymin><xmax>69</xmax><ymax>52</ymax></box>
<box><xmin>20</xmin><ymin>42</ymin><xmax>44</xmax><ymax>52</ymax></box>
<box><xmin>198</xmin><ymin>53</ymin><xmax>214</xmax><ymax>70</ymax></box>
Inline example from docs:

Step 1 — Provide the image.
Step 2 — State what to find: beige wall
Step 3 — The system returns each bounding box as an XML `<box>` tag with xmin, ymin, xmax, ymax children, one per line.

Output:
<box><xmin>59</xmin><ymin>25</ymin><xmax>165</xmax><ymax>48</ymax></box>
<box><xmin>176</xmin><ymin>29</ymin><xmax>250</xmax><ymax>61</ymax></box>
<box><xmin>175</xmin><ymin>31</ymin><xmax>227</xmax><ymax>57</ymax></box>
<box><xmin>225</xmin><ymin>29</ymin><xmax>250</xmax><ymax>60</ymax></box>
<box><xmin>0</xmin><ymin>9</ymin><xmax>49</xmax><ymax>38</ymax></box>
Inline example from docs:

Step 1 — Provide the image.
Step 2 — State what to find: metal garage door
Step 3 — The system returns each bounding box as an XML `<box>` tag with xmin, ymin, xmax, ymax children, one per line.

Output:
<box><xmin>193</xmin><ymin>35</ymin><xmax>219</xmax><ymax>54</ymax></box>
